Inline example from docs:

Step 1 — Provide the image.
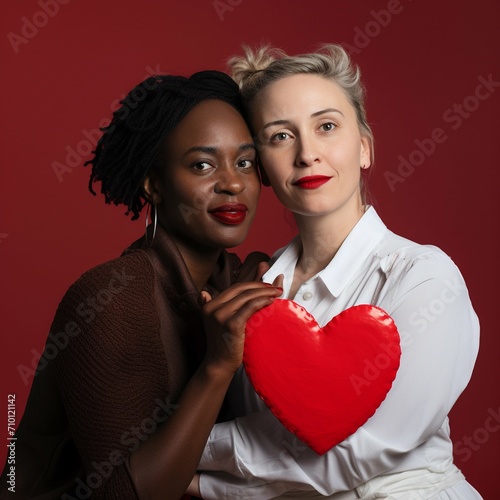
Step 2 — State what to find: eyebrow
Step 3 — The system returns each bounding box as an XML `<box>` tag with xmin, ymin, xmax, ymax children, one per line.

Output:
<box><xmin>262</xmin><ymin>108</ymin><xmax>345</xmax><ymax>130</ymax></box>
<box><xmin>183</xmin><ymin>143</ymin><xmax>256</xmax><ymax>156</ymax></box>
<box><xmin>312</xmin><ymin>108</ymin><xmax>344</xmax><ymax>118</ymax></box>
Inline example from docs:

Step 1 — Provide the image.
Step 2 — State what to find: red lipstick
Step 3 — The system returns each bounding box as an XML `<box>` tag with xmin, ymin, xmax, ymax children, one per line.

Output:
<box><xmin>209</xmin><ymin>203</ymin><xmax>248</xmax><ymax>225</ymax></box>
<box><xmin>293</xmin><ymin>175</ymin><xmax>332</xmax><ymax>189</ymax></box>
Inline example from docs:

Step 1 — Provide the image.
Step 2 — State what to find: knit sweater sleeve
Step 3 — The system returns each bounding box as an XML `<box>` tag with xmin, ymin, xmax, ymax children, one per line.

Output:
<box><xmin>50</xmin><ymin>252</ymin><xmax>169</xmax><ymax>499</ymax></box>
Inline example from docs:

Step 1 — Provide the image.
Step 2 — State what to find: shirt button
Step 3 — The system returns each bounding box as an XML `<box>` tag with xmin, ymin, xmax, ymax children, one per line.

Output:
<box><xmin>302</xmin><ymin>291</ymin><xmax>313</xmax><ymax>301</ymax></box>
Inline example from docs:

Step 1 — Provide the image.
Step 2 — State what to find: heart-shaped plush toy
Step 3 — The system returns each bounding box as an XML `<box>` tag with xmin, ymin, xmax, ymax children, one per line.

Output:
<box><xmin>243</xmin><ymin>300</ymin><xmax>401</xmax><ymax>455</ymax></box>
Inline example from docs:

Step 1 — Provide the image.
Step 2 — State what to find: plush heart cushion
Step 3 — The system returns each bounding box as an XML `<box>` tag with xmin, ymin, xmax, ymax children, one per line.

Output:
<box><xmin>244</xmin><ymin>299</ymin><xmax>401</xmax><ymax>455</ymax></box>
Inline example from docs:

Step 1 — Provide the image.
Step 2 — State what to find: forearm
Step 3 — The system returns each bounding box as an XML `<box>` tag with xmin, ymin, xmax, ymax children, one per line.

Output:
<box><xmin>129</xmin><ymin>362</ymin><xmax>233</xmax><ymax>500</ymax></box>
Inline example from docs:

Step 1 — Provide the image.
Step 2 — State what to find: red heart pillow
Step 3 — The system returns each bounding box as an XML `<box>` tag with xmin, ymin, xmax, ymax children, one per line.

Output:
<box><xmin>243</xmin><ymin>300</ymin><xmax>401</xmax><ymax>455</ymax></box>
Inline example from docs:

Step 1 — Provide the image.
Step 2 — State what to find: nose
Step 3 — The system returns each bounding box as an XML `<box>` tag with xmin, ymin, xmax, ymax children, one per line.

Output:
<box><xmin>295</xmin><ymin>135</ymin><xmax>321</xmax><ymax>168</ymax></box>
<box><xmin>214</xmin><ymin>167</ymin><xmax>245</xmax><ymax>195</ymax></box>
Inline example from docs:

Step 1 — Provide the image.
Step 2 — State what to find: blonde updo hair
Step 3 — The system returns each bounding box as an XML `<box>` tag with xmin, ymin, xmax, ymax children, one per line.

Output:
<box><xmin>228</xmin><ymin>44</ymin><xmax>374</xmax><ymax>165</ymax></box>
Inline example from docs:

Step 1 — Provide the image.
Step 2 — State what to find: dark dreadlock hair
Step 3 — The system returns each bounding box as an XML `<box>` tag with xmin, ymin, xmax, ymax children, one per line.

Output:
<box><xmin>85</xmin><ymin>70</ymin><xmax>243</xmax><ymax>220</ymax></box>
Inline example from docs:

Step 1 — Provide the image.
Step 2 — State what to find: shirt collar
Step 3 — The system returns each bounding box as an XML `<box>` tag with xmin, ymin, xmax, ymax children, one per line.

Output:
<box><xmin>263</xmin><ymin>206</ymin><xmax>387</xmax><ymax>298</ymax></box>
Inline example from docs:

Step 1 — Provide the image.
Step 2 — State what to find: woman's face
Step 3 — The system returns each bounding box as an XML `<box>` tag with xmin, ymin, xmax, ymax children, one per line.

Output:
<box><xmin>251</xmin><ymin>74</ymin><xmax>371</xmax><ymax>220</ymax></box>
<box><xmin>151</xmin><ymin>99</ymin><xmax>260</xmax><ymax>250</ymax></box>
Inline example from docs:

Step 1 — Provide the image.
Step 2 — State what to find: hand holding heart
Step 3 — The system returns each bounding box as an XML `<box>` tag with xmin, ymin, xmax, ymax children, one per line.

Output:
<box><xmin>199</xmin><ymin>280</ymin><xmax>283</xmax><ymax>375</ymax></box>
<box><xmin>243</xmin><ymin>299</ymin><xmax>401</xmax><ymax>455</ymax></box>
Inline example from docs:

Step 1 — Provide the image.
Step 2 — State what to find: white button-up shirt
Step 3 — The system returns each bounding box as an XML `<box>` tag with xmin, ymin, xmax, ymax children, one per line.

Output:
<box><xmin>198</xmin><ymin>207</ymin><xmax>480</xmax><ymax>499</ymax></box>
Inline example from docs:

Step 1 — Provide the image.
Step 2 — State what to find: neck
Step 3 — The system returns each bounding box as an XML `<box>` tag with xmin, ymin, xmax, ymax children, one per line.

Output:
<box><xmin>169</xmin><ymin>236</ymin><xmax>222</xmax><ymax>292</ymax></box>
<box><xmin>294</xmin><ymin>203</ymin><xmax>365</xmax><ymax>279</ymax></box>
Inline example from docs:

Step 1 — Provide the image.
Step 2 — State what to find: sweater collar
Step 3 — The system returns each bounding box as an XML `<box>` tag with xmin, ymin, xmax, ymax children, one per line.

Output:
<box><xmin>123</xmin><ymin>223</ymin><xmax>236</xmax><ymax>312</ymax></box>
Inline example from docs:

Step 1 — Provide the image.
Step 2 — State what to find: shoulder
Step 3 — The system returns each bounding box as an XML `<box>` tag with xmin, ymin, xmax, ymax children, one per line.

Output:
<box><xmin>381</xmin><ymin>231</ymin><xmax>458</xmax><ymax>272</ymax></box>
<box><xmin>64</xmin><ymin>250</ymin><xmax>153</xmax><ymax>302</ymax></box>
<box><xmin>51</xmin><ymin>250</ymin><xmax>159</xmax><ymax>351</ymax></box>
<box><xmin>377</xmin><ymin>231</ymin><xmax>469</xmax><ymax>298</ymax></box>
<box><xmin>48</xmin><ymin>250</ymin><xmax>167</xmax><ymax>397</ymax></box>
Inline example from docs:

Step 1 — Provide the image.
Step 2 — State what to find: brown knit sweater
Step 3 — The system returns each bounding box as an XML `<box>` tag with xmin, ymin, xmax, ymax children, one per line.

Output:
<box><xmin>0</xmin><ymin>226</ymin><xmax>267</xmax><ymax>499</ymax></box>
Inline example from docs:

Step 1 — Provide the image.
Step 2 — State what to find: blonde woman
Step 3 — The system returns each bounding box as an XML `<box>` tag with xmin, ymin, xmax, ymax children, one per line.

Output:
<box><xmin>190</xmin><ymin>45</ymin><xmax>482</xmax><ymax>499</ymax></box>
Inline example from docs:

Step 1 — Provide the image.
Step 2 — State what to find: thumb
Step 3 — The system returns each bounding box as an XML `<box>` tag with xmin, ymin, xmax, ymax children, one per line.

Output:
<box><xmin>199</xmin><ymin>291</ymin><xmax>213</xmax><ymax>305</ymax></box>
<box><xmin>272</xmin><ymin>273</ymin><xmax>284</xmax><ymax>290</ymax></box>
<box><xmin>255</xmin><ymin>261</ymin><xmax>270</xmax><ymax>282</ymax></box>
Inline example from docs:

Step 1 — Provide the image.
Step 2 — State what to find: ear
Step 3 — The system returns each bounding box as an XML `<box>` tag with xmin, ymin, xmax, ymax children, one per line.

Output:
<box><xmin>143</xmin><ymin>170</ymin><xmax>162</xmax><ymax>205</ymax></box>
<box><xmin>257</xmin><ymin>159</ymin><xmax>272</xmax><ymax>187</ymax></box>
<box><xmin>360</xmin><ymin>135</ymin><xmax>372</xmax><ymax>170</ymax></box>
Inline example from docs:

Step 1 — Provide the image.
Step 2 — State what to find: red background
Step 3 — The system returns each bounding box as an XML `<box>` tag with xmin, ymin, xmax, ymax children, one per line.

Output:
<box><xmin>1</xmin><ymin>0</ymin><xmax>499</xmax><ymax>497</ymax></box>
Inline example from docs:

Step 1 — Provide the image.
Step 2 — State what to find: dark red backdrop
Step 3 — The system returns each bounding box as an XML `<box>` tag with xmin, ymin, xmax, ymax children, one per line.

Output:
<box><xmin>1</xmin><ymin>1</ymin><xmax>499</xmax><ymax>497</ymax></box>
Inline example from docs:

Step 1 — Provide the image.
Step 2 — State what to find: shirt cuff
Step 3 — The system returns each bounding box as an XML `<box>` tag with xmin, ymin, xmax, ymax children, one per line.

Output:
<box><xmin>199</xmin><ymin>427</ymin><xmax>240</xmax><ymax>474</ymax></box>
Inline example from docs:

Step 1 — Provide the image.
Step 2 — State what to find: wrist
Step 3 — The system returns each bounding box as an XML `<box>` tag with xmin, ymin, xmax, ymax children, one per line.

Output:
<box><xmin>197</xmin><ymin>359</ymin><xmax>236</xmax><ymax>385</ymax></box>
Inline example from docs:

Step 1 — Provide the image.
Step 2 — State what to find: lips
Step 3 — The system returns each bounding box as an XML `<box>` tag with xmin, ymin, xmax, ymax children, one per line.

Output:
<box><xmin>293</xmin><ymin>175</ymin><xmax>332</xmax><ymax>189</ymax></box>
<box><xmin>209</xmin><ymin>203</ymin><xmax>248</xmax><ymax>225</ymax></box>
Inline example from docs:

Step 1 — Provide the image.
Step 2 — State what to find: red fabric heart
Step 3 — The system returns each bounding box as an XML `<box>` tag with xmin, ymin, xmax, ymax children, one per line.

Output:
<box><xmin>243</xmin><ymin>300</ymin><xmax>401</xmax><ymax>455</ymax></box>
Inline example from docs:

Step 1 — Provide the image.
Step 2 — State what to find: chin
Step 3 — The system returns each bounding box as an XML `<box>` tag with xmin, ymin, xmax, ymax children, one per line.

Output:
<box><xmin>206</xmin><ymin>230</ymin><xmax>250</xmax><ymax>249</ymax></box>
<box><xmin>219</xmin><ymin>236</ymin><xmax>248</xmax><ymax>249</ymax></box>
<box><xmin>292</xmin><ymin>206</ymin><xmax>334</xmax><ymax>217</ymax></box>
<box><xmin>213</xmin><ymin>222</ymin><xmax>254</xmax><ymax>248</ymax></box>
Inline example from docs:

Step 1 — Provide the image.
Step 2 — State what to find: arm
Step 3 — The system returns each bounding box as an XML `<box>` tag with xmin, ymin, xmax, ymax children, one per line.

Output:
<box><xmin>197</xmin><ymin>252</ymin><xmax>480</xmax><ymax>498</ymax></box>
<box><xmin>129</xmin><ymin>282</ymin><xmax>282</xmax><ymax>500</ymax></box>
<box><xmin>53</xmin><ymin>259</ymin><xmax>281</xmax><ymax>500</ymax></box>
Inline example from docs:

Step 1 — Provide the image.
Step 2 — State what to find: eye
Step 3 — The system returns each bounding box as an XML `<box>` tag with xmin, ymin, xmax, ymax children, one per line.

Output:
<box><xmin>271</xmin><ymin>131</ymin><xmax>290</xmax><ymax>142</ymax></box>
<box><xmin>237</xmin><ymin>159</ymin><xmax>255</xmax><ymax>170</ymax></box>
<box><xmin>192</xmin><ymin>161</ymin><xmax>213</xmax><ymax>172</ymax></box>
<box><xmin>320</xmin><ymin>122</ymin><xmax>336</xmax><ymax>132</ymax></box>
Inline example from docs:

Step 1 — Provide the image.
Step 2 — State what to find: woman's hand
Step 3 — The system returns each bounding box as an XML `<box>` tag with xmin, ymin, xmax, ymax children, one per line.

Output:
<box><xmin>201</xmin><ymin>279</ymin><xmax>283</xmax><ymax>374</ymax></box>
